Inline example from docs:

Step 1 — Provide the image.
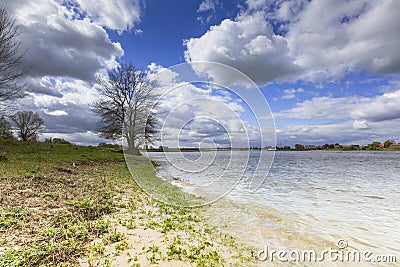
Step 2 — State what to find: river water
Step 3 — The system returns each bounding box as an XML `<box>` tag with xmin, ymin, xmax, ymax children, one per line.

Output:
<box><xmin>146</xmin><ymin>150</ymin><xmax>400</xmax><ymax>263</ymax></box>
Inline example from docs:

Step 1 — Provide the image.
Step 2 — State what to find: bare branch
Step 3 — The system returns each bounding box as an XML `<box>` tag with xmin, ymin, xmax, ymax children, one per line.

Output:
<box><xmin>0</xmin><ymin>5</ymin><xmax>27</xmax><ymax>104</ymax></box>
<box><xmin>90</xmin><ymin>62</ymin><xmax>159</xmax><ymax>155</ymax></box>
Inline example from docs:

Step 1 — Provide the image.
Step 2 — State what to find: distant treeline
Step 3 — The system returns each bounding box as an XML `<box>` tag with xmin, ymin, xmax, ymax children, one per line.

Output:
<box><xmin>278</xmin><ymin>140</ymin><xmax>400</xmax><ymax>151</ymax></box>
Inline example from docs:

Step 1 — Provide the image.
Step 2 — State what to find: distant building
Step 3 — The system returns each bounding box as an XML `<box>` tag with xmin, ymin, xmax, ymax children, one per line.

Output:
<box><xmin>379</xmin><ymin>143</ymin><xmax>385</xmax><ymax>148</ymax></box>
<box><xmin>389</xmin><ymin>144</ymin><xmax>400</xmax><ymax>149</ymax></box>
<box><xmin>334</xmin><ymin>143</ymin><xmax>343</xmax><ymax>149</ymax></box>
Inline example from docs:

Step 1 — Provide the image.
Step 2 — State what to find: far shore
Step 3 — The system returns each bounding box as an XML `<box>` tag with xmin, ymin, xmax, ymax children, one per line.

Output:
<box><xmin>141</xmin><ymin>147</ymin><xmax>400</xmax><ymax>152</ymax></box>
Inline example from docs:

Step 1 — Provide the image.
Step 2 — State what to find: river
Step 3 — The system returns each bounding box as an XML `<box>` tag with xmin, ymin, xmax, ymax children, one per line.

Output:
<box><xmin>146</xmin><ymin>150</ymin><xmax>400</xmax><ymax>264</ymax></box>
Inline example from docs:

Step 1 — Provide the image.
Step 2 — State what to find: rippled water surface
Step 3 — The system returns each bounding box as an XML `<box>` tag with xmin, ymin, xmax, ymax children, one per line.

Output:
<box><xmin>147</xmin><ymin>151</ymin><xmax>400</xmax><ymax>256</ymax></box>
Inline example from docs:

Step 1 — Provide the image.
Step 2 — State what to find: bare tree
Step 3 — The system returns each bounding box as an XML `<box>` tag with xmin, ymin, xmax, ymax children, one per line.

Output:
<box><xmin>91</xmin><ymin>62</ymin><xmax>159</xmax><ymax>155</ymax></box>
<box><xmin>0</xmin><ymin>4</ymin><xmax>26</xmax><ymax>104</ymax></box>
<box><xmin>10</xmin><ymin>111</ymin><xmax>44</xmax><ymax>141</ymax></box>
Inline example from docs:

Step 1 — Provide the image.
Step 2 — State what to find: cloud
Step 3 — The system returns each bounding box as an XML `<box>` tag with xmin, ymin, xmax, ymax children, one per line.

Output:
<box><xmin>73</xmin><ymin>0</ymin><xmax>143</xmax><ymax>32</ymax></box>
<box><xmin>147</xmin><ymin>63</ymin><xmax>178</xmax><ymax>87</ymax></box>
<box><xmin>275</xmin><ymin>88</ymin><xmax>400</xmax><ymax>145</ymax></box>
<box><xmin>282</xmin><ymin>88</ymin><xmax>303</xmax><ymax>99</ymax></box>
<box><xmin>147</xmin><ymin>64</ymin><xmax>272</xmax><ymax>148</ymax></box>
<box><xmin>246</xmin><ymin>0</ymin><xmax>268</xmax><ymax>10</ymax></box>
<box><xmin>275</xmin><ymin>96</ymin><xmax>357</xmax><ymax>119</ymax></box>
<box><xmin>273</xmin><ymin>0</ymin><xmax>308</xmax><ymax>21</ymax></box>
<box><xmin>185</xmin><ymin>0</ymin><xmax>400</xmax><ymax>85</ymax></box>
<box><xmin>14</xmin><ymin>77</ymin><xmax>102</xmax><ymax>144</ymax></box>
<box><xmin>24</xmin><ymin>77</ymin><xmax>63</xmax><ymax>97</ymax></box>
<box><xmin>197</xmin><ymin>0</ymin><xmax>218</xmax><ymax>12</ymax></box>
<box><xmin>134</xmin><ymin>28</ymin><xmax>143</xmax><ymax>35</ymax></box>
<box><xmin>184</xmin><ymin>11</ymin><xmax>301</xmax><ymax>86</ymax></box>
<box><xmin>196</xmin><ymin>0</ymin><xmax>220</xmax><ymax>24</ymax></box>
<box><xmin>350</xmin><ymin>90</ymin><xmax>400</xmax><ymax>122</ymax></box>
<box><xmin>5</xmin><ymin>0</ymin><xmax>123</xmax><ymax>81</ymax></box>
<box><xmin>43</xmin><ymin>109</ymin><xmax>68</xmax><ymax>116</ymax></box>
<box><xmin>353</xmin><ymin>120</ymin><xmax>370</xmax><ymax>130</ymax></box>
<box><xmin>157</xmin><ymin>83</ymin><xmax>247</xmax><ymax>141</ymax></box>
<box><xmin>41</xmin><ymin>131</ymin><xmax>108</xmax><ymax>146</ymax></box>
<box><xmin>276</xmin><ymin>90</ymin><xmax>400</xmax><ymax>123</ymax></box>
<box><xmin>287</xmin><ymin>0</ymin><xmax>400</xmax><ymax>81</ymax></box>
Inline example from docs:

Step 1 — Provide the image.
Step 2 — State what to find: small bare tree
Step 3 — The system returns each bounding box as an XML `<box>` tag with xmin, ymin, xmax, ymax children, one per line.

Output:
<box><xmin>10</xmin><ymin>111</ymin><xmax>44</xmax><ymax>141</ymax></box>
<box><xmin>91</xmin><ymin>62</ymin><xmax>159</xmax><ymax>155</ymax></box>
<box><xmin>0</xmin><ymin>5</ymin><xmax>26</xmax><ymax>104</ymax></box>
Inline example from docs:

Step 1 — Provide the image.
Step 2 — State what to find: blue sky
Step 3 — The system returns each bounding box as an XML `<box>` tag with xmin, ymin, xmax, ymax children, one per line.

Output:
<box><xmin>4</xmin><ymin>0</ymin><xmax>400</xmax><ymax>147</ymax></box>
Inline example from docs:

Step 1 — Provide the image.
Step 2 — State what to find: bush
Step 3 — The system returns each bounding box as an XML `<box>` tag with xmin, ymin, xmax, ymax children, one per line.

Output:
<box><xmin>52</xmin><ymin>138</ymin><xmax>71</xmax><ymax>144</ymax></box>
<box><xmin>44</xmin><ymin>137</ymin><xmax>71</xmax><ymax>144</ymax></box>
<box><xmin>98</xmin><ymin>142</ymin><xmax>120</xmax><ymax>149</ymax></box>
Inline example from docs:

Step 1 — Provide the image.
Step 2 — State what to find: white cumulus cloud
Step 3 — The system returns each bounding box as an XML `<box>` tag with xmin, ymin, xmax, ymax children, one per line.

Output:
<box><xmin>287</xmin><ymin>0</ymin><xmax>400</xmax><ymax>82</ymax></box>
<box><xmin>184</xmin><ymin>11</ymin><xmax>300</xmax><ymax>86</ymax></box>
<box><xmin>74</xmin><ymin>0</ymin><xmax>143</xmax><ymax>32</ymax></box>
<box><xmin>6</xmin><ymin>0</ymin><xmax>124</xmax><ymax>81</ymax></box>
<box><xmin>185</xmin><ymin>0</ymin><xmax>400</xmax><ymax>85</ymax></box>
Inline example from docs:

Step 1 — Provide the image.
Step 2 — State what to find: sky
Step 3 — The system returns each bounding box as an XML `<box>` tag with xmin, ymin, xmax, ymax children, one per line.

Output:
<box><xmin>4</xmin><ymin>0</ymin><xmax>400</xmax><ymax>147</ymax></box>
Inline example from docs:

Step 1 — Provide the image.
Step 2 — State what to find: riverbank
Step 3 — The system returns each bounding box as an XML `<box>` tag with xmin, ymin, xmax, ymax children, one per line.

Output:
<box><xmin>0</xmin><ymin>141</ymin><xmax>257</xmax><ymax>266</ymax></box>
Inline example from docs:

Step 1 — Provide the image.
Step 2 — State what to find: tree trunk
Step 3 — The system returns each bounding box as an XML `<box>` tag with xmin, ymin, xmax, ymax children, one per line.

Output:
<box><xmin>132</xmin><ymin>146</ymin><xmax>141</xmax><ymax>155</ymax></box>
<box><xmin>127</xmin><ymin>142</ymin><xmax>141</xmax><ymax>155</ymax></box>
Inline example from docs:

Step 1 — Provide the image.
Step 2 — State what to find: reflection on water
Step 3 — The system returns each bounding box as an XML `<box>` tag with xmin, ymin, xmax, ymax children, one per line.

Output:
<box><xmin>149</xmin><ymin>151</ymin><xmax>400</xmax><ymax>258</ymax></box>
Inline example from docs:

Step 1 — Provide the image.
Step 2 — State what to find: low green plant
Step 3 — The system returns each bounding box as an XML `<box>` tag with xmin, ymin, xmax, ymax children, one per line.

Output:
<box><xmin>166</xmin><ymin>243</ymin><xmax>187</xmax><ymax>260</ymax></box>
<box><xmin>115</xmin><ymin>239</ymin><xmax>128</xmax><ymax>252</ymax></box>
<box><xmin>0</xmin><ymin>208</ymin><xmax>29</xmax><ymax>230</ymax></box>
<box><xmin>40</xmin><ymin>192</ymin><xmax>54</xmax><ymax>198</ymax></box>
<box><xmin>93</xmin><ymin>218</ymin><xmax>110</xmax><ymax>236</ymax></box>
<box><xmin>66</xmin><ymin>197</ymin><xmax>113</xmax><ymax>220</ymax></box>
<box><xmin>103</xmin><ymin>229</ymin><xmax>125</xmax><ymax>244</ymax></box>
<box><xmin>98</xmin><ymin>188</ymin><xmax>111</xmax><ymax>199</ymax></box>
<box><xmin>121</xmin><ymin>217</ymin><xmax>136</xmax><ymax>229</ymax></box>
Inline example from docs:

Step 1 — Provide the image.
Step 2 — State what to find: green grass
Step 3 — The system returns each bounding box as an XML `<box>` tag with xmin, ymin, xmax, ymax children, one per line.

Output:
<box><xmin>0</xmin><ymin>140</ymin><xmax>123</xmax><ymax>177</ymax></box>
<box><xmin>125</xmin><ymin>155</ymin><xmax>203</xmax><ymax>207</ymax></box>
<box><xmin>0</xmin><ymin>140</ymin><xmax>256</xmax><ymax>266</ymax></box>
<box><xmin>0</xmin><ymin>207</ymin><xmax>29</xmax><ymax>230</ymax></box>
<box><xmin>0</xmin><ymin>216</ymin><xmax>112</xmax><ymax>267</ymax></box>
<box><xmin>0</xmin><ymin>140</ymin><xmax>126</xmax><ymax>266</ymax></box>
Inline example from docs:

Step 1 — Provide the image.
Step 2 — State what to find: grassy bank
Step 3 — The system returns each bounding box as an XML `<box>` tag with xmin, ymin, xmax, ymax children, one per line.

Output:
<box><xmin>0</xmin><ymin>141</ymin><xmax>256</xmax><ymax>266</ymax></box>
